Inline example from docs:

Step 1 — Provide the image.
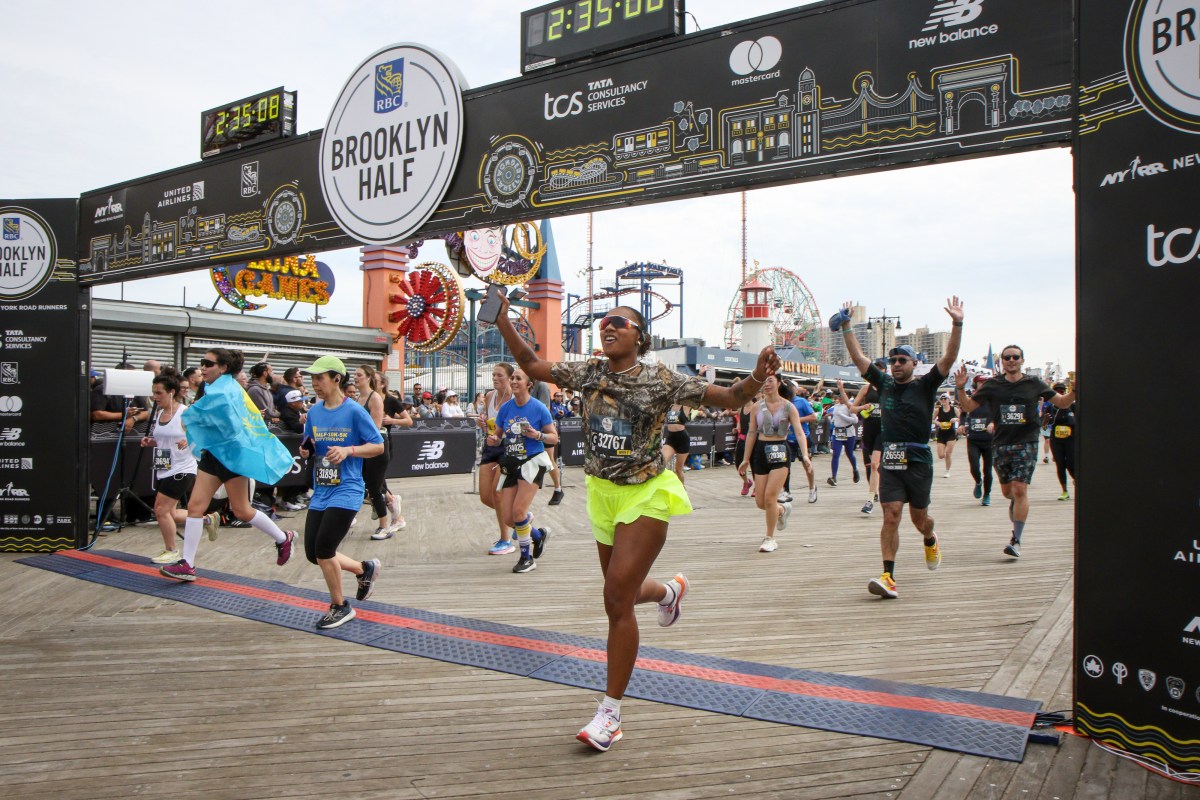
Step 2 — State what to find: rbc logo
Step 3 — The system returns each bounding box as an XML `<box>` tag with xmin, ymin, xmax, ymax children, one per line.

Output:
<box><xmin>3</xmin><ymin>218</ymin><xmax>18</xmax><ymax>240</ymax></box>
<box><xmin>375</xmin><ymin>58</ymin><xmax>405</xmax><ymax>113</ymax></box>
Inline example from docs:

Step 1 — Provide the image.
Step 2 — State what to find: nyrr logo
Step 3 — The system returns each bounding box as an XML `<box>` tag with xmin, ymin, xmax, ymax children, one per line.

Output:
<box><xmin>1126</xmin><ymin>0</ymin><xmax>1200</xmax><ymax>133</ymax></box>
<box><xmin>1099</xmin><ymin>156</ymin><xmax>1169</xmax><ymax>186</ymax></box>
<box><xmin>375</xmin><ymin>58</ymin><xmax>405</xmax><ymax>113</ymax></box>
<box><xmin>93</xmin><ymin>195</ymin><xmax>124</xmax><ymax>222</ymax></box>
<box><xmin>922</xmin><ymin>0</ymin><xmax>986</xmax><ymax>31</ymax></box>
<box><xmin>417</xmin><ymin>440</ymin><xmax>445</xmax><ymax>461</ymax></box>
<box><xmin>0</xmin><ymin>481</ymin><xmax>29</xmax><ymax>498</ymax></box>
<box><xmin>544</xmin><ymin>91</ymin><xmax>583</xmax><ymax>120</ymax></box>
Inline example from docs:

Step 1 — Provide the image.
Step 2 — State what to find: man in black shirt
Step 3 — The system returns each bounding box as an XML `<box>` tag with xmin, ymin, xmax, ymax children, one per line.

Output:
<box><xmin>839</xmin><ymin>297</ymin><xmax>964</xmax><ymax>599</ymax></box>
<box><xmin>955</xmin><ymin>346</ymin><xmax>1076</xmax><ymax>558</ymax></box>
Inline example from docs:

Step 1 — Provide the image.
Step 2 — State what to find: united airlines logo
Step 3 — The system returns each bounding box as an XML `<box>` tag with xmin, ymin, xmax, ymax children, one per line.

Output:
<box><xmin>417</xmin><ymin>440</ymin><xmax>445</xmax><ymax>461</ymax></box>
<box><xmin>2</xmin><ymin>218</ymin><xmax>18</xmax><ymax>240</ymax></box>
<box><xmin>922</xmin><ymin>0</ymin><xmax>986</xmax><ymax>31</ymax></box>
<box><xmin>375</xmin><ymin>58</ymin><xmax>405</xmax><ymax>113</ymax></box>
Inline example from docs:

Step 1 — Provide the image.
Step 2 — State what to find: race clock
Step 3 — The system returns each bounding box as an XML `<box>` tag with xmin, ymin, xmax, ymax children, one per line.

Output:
<box><xmin>521</xmin><ymin>0</ymin><xmax>682</xmax><ymax>73</ymax></box>
<box><xmin>201</xmin><ymin>88</ymin><xmax>296</xmax><ymax>159</ymax></box>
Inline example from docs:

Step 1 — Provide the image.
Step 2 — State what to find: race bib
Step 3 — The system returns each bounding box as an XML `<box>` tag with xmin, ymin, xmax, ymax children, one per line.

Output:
<box><xmin>315</xmin><ymin>458</ymin><xmax>342</xmax><ymax>487</ymax></box>
<box><xmin>999</xmin><ymin>404</ymin><xmax>1026</xmax><ymax>426</ymax></box>
<box><xmin>1054</xmin><ymin>424</ymin><xmax>1073</xmax><ymax>439</ymax></box>
<box><xmin>870</xmin><ymin>404</ymin><xmax>881</xmax><ymax>419</ymax></box>
<box><xmin>834</xmin><ymin>426</ymin><xmax>850</xmax><ymax>441</ymax></box>
<box><xmin>764</xmin><ymin>442</ymin><xmax>788</xmax><ymax>464</ymax></box>
<box><xmin>881</xmin><ymin>442</ymin><xmax>908</xmax><ymax>471</ymax></box>
<box><xmin>666</xmin><ymin>409</ymin><xmax>682</xmax><ymax>424</ymax></box>
<box><xmin>589</xmin><ymin>414</ymin><xmax>634</xmax><ymax>460</ymax></box>
<box><xmin>153</xmin><ymin>448</ymin><xmax>172</xmax><ymax>472</ymax></box>
<box><xmin>969</xmin><ymin>417</ymin><xmax>988</xmax><ymax>433</ymax></box>
<box><xmin>938</xmin><ymin>420</ymin><xmax>953</xmax><ymax>430</ymax></box>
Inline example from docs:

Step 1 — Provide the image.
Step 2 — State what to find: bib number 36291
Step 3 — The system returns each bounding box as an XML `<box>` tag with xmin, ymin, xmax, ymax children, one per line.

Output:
<box><xmin>999</xmin><ymin>404</ymin><xmax>1025</xmax><ymax>426</ymax></box>
<box><xmin>881</xmin><ymin>442</ymin><xmax>908</xmax><ymax>471</ymax></box>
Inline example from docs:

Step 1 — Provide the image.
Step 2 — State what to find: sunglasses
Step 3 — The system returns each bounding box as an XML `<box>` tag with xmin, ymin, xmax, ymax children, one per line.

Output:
<box><xmin>1001</xmin><ymin>354</ymin><xmax>1023</xmax><ymax>361</ymax></box>
<box><xmin>598</xmin><ymin>315</ymin><xmax>641</xmax><ymax>332</ymax></box>
<box><xmin>199</xmin><ymin>358</ymin><xmax>217</xmax><ymax>368</ymax></box>
<box><xmin>888</xmin><ymin>357</ymin><xmax>910</xmax><ymax>365</ymax></box>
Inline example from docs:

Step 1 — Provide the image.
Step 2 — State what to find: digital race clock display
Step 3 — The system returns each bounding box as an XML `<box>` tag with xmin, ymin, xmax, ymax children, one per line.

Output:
<box><xmin>521</xmin><ymin>0</ymin><xmax>682</xmax><ymax>73</ymax></box>
<box><xmin>201</xmin><ymin>87</ymin><xmax>296</xmax><ymax>159</ymax></box>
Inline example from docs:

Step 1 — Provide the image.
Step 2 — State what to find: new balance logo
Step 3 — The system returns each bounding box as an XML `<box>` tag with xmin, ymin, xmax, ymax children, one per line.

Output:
<box><xmin>417</xmin><ymin>440</ymin><xmax>445</xmax><ymax>461</ymax></box>
<box><xmin>922</xmin><ymin>0</ymin><xmax>985</xmax><ymax>32</ymax></box>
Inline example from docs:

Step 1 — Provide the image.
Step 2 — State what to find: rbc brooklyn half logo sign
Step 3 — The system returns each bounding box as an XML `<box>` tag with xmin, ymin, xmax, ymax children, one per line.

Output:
<box><xmin>0</xmin><ymin>208</ymin><xmax>57</xmax><ymax>302</ymax></box>
<box><xmin>1125</xmin><ymin>0</ymin><xmax>1200</xmax><ymax>134</ymax></box>
<box><xmin>320</xmin><ymin>43</ymin><xmax>465</xmax><ymax>245</ymax></box>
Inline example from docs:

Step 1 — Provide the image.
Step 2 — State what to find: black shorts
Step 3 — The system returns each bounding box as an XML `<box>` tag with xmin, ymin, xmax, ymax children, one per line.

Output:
<box><xmin>750</xmin><ymin>440</ymin><xmax>791</xmax><ymax>475</ymax></box>
<box><xmin>500</xmin><ymin>459</ymin><xmax>547</xmax><ymax>489</ymax></box>
<box><xmin>198</xmin><ymin>451</ymin><xmax>241</xmax><ymax>484</ymax></box>
<box><xmin>664</xmin><ymin>428</ymin><xmax>690</xmax><ymax>454</ymax></box>
<box><xmin>155</xmin><ymin>471</ymin><xmax>195</xmax><ymax>501</ymax></box>
<box><xmin>936</xmin><ymin>427</ymin><xmax>958</xmax><ymax>444</ymax></box>
<box><xmin>862</xmin><ymin>423</ymin><xmax>882</xmax><ymax>456</ymax></box>
<box><xmin>480</xmin><ymin>443</ymin><xmax>504</xmax><ymax>465</ymax></box>
<box><xmin>786</xmin><ymin>439</ymin><xmax>810</xmax><ymax>465</ymax></box>
<box><xmin>734</xmin><ymin>438</ymin><xmax>746</xmax><ymax>466</ymax></box>
<box><xmin>879</xmin><ymin>461</ymin><xmax>933</xmax><ymax>509</ymax></box>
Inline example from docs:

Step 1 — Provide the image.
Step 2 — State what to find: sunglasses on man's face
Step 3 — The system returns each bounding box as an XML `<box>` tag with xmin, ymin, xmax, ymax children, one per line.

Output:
<box><xmin>1001</xmin><ymin>354</ymin><xmax>1023</xmax><ymax>362</ymax></box>
<box><xmin>888</xmin><ymin>357</ymin><xmax>910</xmax><ymax>365</ymax></box>
<box><xmin>199</xmin><ymin>358</ymin><xmax>217</xmax><ymax>368</ymax></box>
<box><xmin>598</xmin><ymin>315</ymin><xmax>641</xmax><ymax>332</ymax></box>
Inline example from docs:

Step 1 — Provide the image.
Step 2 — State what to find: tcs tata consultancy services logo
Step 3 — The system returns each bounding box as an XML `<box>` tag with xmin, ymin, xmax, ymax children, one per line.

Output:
<box><xmin>321</xmin><ymin>44</ymin><xmax>465</xmax><ymax>245</ymax></box>
<box><xmin>1126</xmin><ymin>0</ymin><xmax>1200</xmax><ymax>133</ymax></box>
<box><xmin>0</xmin><ymin>207</ymin><xmax>57</xmax><ymax>302</ymax></box>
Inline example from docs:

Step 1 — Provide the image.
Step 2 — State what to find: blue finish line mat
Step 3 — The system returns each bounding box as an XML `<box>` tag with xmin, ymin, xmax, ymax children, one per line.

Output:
<box><xmin>19</xmin><ymin>549</ymin><xmax>1039</xmax><ymax>761</ymax></box>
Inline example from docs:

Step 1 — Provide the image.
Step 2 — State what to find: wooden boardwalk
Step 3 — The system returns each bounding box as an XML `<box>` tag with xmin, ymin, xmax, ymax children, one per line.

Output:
<box><xmin>1</xmin><ymin>458</ymin><xmax>1195</xmax><ymax>799</ymax></box>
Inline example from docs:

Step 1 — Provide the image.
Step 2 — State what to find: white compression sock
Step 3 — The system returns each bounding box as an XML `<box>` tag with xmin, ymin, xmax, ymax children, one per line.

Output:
<box><xmin>658</xmin><ymin>580</ymin><xmax>677</xmax><ymax>607</ymax></box>
<box><xmin>601</xmin><ymin>696</ymin><xmax>622</xmax><ymax>716</ymax></box>
<box><xmin>181</xmin><ymin>516</ymin><xmax>203</xmax><ymax>565</ymax></box>
<box><xmin>248</xmin><ymin>510</ymin><xmax>287</xmax><ymax>543</ymax></box>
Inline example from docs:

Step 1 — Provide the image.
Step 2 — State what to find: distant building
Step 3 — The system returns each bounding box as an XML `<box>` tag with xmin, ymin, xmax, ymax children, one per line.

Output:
<box><xmin>897</xmin><ymin>326</ymin><xmax>951</xmax><ymax>363</ymax></box>
<box><xmin>824</xmin><ymin>304</ymin><xmax>895</xmax><ymax>365</ymax></box>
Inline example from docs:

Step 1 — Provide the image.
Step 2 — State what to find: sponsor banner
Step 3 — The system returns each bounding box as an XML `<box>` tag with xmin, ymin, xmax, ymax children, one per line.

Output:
<box><xmin>1075</xmin><ymin>0</ymin><xmax>1200</xmax><ymax>769</ymax></box>
<box><xmin>0</xmin><ymin>199</ymin><xmax>84</xmax><ymax>552</ymax></box>
<box><xmin>558</xmin><ymin>417</ymin><xmax>585</xmax><ymax>466</ymax></box>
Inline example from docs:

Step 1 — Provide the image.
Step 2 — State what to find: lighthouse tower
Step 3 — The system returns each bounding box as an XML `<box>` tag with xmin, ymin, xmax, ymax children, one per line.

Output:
<box><xmin>740</xmin><ymin>277</ymin><xmax>773</xmax><ymax>354</ymax></box>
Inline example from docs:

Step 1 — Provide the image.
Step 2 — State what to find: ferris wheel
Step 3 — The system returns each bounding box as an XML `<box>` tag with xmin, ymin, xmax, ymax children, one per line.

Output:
<box><xmin>723</xmin><ymin>266</ymin><xmax>825</xmax><ymax>359</ymax></box>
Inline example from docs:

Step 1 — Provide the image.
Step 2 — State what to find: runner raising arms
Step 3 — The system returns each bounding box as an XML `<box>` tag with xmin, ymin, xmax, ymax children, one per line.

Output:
<box><xmin>493</xmin><ymin>297</ymin><xmax>780</xmax><ymax>752</ymax></box>
<box><xmin>838</xmin><ymin>298</ymin><xmax>964</xmax><ymax>600</ymax></box>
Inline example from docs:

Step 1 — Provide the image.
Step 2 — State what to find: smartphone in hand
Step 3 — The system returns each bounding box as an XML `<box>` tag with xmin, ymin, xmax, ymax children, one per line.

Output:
<box><xmin>478</xmin><ymin>283</ymin><xmax>506</xmax><ymax>324</ymax></box>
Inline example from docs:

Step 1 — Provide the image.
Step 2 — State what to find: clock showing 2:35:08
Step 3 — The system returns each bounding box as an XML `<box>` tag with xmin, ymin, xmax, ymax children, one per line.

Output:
<box><xmin>200</xmin><ymin>87</ymin><xmax>297</xmax><ymax>159</ymax></box>
<box><xmin>521</xmin><ymin>0</ymin><xmax>682</xmax><ymax>73</ymax></box>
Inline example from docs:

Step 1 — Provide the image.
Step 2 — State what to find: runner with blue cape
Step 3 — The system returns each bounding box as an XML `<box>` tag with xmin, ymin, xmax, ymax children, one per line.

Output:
<box><xmin>182</xmin><ymin>374</ymin><xmax>292</xmax><ymax>485</ymax></box>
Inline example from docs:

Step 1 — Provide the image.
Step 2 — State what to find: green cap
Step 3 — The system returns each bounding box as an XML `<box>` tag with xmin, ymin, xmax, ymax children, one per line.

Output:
<box><xmin>301</xmin><ymin>355</ymin><xmax>347</xmax><ymax>376</ymax></box>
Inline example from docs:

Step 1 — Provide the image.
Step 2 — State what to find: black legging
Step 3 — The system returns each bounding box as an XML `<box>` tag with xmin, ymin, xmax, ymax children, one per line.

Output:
<box><xmin>361</xmin><ymin>438</ymin><xmax>390</xmax><ymax>519</ymax></box>
<box><xmin>1049</xmin><ymin>437</ymin><xmax>1075</xmax><ymax>489</ymax></box>
<box><xmin>967</xmin><ymin>439</ymin><xmax>993</xmax><ymax>496</ymax></box>
<box><xmin>304</xmin><ymin>506</ymin><xmax>357</xmax><ymax>561</ymax></box>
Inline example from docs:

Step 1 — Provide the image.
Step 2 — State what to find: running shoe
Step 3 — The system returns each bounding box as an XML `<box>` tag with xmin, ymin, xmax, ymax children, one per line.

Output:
<box><xmin>532</xmin><ymin>527</ymin><xmax>551</xmax><ymax>559</ymax></box>
<box><xmin>924</xmin><ymin>537</ymin><xmax>941</xmax><ymax>571</ymax></box>
<box><xmin>740</xmin><ymin>479</ymin><xmax>751</xmax><ymax>497</ymax></box>
<box><xmin>1043</xmin><ymin>455</ymin><xmax>1049</xmax><ymax>463</ymax></box>
<box><xmin>657</xmin><ymin>573</ymin><xmax>689</xmax><ymax>627</ymax></box>
<box><xmin>852</xmin><ymin>469</ymin><xmax>860</xmax><ymax>484</ymax></box>
<box><xmin>576</xmin><ymin>702</ymin><xmax>623</xmax><ymax>752</ymax></box>
<box><xmin>1004</xmin><ymin>539</ymin><xmax>1021</xmax><ymax>558</ymax></box>
<box><xmin>275</xmin><ymin>530</ymin><xmax>296</xmax><ymax>566</ymax></box>
<box><xmin>160</xmin><ymin>560</ymin><xmax>196</xmax><ymax>582</ymax></box>
<box><xmin>826</xmin><ymin>477</ymin><xmax>837</xmax><ymax>487</ymax></box>
<box><xmin>356</xmin><ymin>559</ymin><xmax>381</xmax><ymax>601</ymax></box>
<box><xmin>778</xmin><ymin>491</ymin><xmax>793</xmax><ymax>503</ymax></box>
<box><xmin>808</xmin><ymin>487</ymin><xmax>818</xmax><ymax>503</ymax></box>
<box><xmin>759</xmin><ymin>537</ymin><xmax>778</xmax><ymax>553</ymax></box>
<box><xmin>861</xmin><ymin>500</ymin><xmax>874</xmax><ymax>515</ymax></box>
<box><xmin>315</xmin><ymin>601</ymin><xmax>356</xmax><ymax>630</ymax></box>
<box><xmin>943</xmin><ymin>471</ymin><xmax>951</xmax><ymax>479</ymax></box>
<box><xmin>777</xmin><ymin>502</ymin><xmax>792</xmax><ymax>531</ymax></box>
<box><xmin>370</xmin><ymin>526</ymin><xmax>394</xmax><ymax>541</ymax></box>
<box><xmin>973</xmin><ymin>482</ymin><xmax>982</xmax><ymax>499</ymax></box>
<box><xmin>203</xmin><ymin>512</ymin><xmax>220</xmax><ymax>541</ymax></box>
<box><xmin>151</xmin><ymin>549</ymin><xmax>181</xmax><ymax>565</ymax></box>
<box><xmin>512</xmin><ymin>554</ymin><xmax>536</xmax><ymax>573</ymax></box>
<box><xmin>282</xmin><ymin>500</ymin><xmax>306</xmax><ymax>511</ymax></box>
<box><xmin>548</xmin><ymin>489</ymin><xmax>565</xmax><ymax>506</ymax></box>
<box><xmin>1058</xmin><ymin>491</ymin><xmax>1070</xmax><ymax>501</ymax></box>
<box><xmin>385</xmin><ymin>515</ymin><xmax>407</xmax><ymax>533</ymax></box>
<box><xmin>981</xmin><ymin>494</ymin><xmax>991</xmax><ymax>506</ymax></box>
<box><xmin>488</xmin><ymin>539</ymin><xmax>516</xmax><ymax>556</ymax></box>
<box><xmin>868</xmin><ymin>572</ymin><xmax>898</xmax><ymax>599</ymax></box>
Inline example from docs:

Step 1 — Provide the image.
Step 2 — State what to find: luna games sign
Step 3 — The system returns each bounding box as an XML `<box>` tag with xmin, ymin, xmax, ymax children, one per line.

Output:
<box><xmin>211</xmin><ymin>255</ymin><xmax>336</xmax><ymax>311</ymax></box>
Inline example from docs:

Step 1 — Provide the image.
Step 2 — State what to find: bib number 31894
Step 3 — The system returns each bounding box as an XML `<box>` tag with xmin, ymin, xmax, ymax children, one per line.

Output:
<box><xmin>315</xmin><ymin>458</ymin><xmax>342</xmax><ymax>487</ymax></box>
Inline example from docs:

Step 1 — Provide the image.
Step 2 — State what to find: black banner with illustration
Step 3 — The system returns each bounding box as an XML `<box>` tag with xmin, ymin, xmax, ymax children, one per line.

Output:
<box><xmin>1075</xmin><ymin>1</ymin><xmax>1200</xmax><ymax>774</ymax></box>
<box><xmin>0</xmin><ymin>199</ymin><xmax>86</xmax><ymax>551</ymax></box>
<box><xmin>76</xmin><ymin>0</ymin><xmax>1073</xmax><ymax>287</ymax></box>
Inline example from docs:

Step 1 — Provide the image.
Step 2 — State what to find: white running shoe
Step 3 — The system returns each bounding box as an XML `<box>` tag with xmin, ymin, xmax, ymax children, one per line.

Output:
<box><xmin>776</xmin><ymin>502</ymin><xmax>792</xmax><ymax>531</ymax></box>
<box><xmin>656</xmin><ymin>574</ymin><xmax>688</xmax><ymax>628</ymax></box>
<box><xmin>576</xmin><ymin>701</ymin><xmax>623</xmax><ymax>752</ymax></box>
<box><xmin>759</xmin><ymin>537</ymin><xmax>778</xmax><ymax>553</ymax></box>
<box><xmin>203</xmin><ymin>512</ymin><xmax>220</xmax><ymax>541</ymax></box>
<box><xmin>151</xmin><ymin>549</ymin><xmax>181</xmax><ymax>564</ymax></box>
<box><xmin>808</xmin><ymin>487</ymin><xmax>818</xmax><ymax>503</ymax></box>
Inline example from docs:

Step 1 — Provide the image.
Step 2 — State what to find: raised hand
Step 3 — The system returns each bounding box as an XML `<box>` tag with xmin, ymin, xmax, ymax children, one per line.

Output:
<box><xmin>945</xmin><ymin>296</ymin><xmax>964</xmax><ymax>324</ymax></box>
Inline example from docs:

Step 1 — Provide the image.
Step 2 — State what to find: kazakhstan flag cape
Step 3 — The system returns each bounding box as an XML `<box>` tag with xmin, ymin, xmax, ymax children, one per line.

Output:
<box><xmin>181</xmin><ymin>374</ymin><xmax>293</xmax><ymax>485</ymax></box>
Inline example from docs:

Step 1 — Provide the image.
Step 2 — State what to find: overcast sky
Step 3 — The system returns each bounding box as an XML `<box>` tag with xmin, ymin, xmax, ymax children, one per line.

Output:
<box><xmin>1</xmin><ymin>0</ymin><xmax>1075</xmax><ymax>371</ymax></box>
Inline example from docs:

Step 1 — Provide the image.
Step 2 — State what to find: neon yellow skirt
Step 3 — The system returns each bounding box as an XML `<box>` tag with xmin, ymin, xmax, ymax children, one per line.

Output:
<box><xmin>585</xmin><ymin>470</ymin><xmax>693</xmax><ymax>545</ymax></box>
